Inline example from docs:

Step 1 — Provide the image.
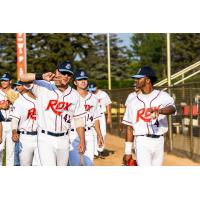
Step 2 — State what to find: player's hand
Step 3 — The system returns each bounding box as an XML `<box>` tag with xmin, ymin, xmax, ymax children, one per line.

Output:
<box><xmin>0</xmin><ymin>137</ymin><xmax>2</xmax><ymax>144</ymax></box>
<box><xmin>12</xmin><ymin>131</ymin><xmax>19</xmax><ymax>143</ymax></box>
<box><xmin>43</xmin><ymin>72</ymin><xmax>56</xmax><ymax>82</ymax></box>
<box><xmin>107</xmin><ymin>116</ymin><xmax>111</xmax><ymax>125</ymax></box>
<box><xmin>0</xmin><ymin>101</ymin><xmax>9</xmax><ymax>110</ymax></box>
<box><xmin>149</xmin><ymin>108</ymin><xmax>159</xmax><ymax>119</ymax></box>
<box><xmin>97</xmin><ymin>135</ymin><xmax>104</xmax><ymax>148</ymax></box>
<box><xmin>78</xmin><ymin>139</ymin><xmax>86</xmax><ymax>154</ymax></box>
<box><xmin>123</xmin><ymin>154</ymin><xmax>133</xmax><ymax>166</ymax></box>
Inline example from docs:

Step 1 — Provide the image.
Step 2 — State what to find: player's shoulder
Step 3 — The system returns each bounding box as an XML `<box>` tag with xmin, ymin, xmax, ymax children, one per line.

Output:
<box><xmin>157</xmin><ymin>89</ymin><xmax>172</xmax><ymax>98</ymax></box>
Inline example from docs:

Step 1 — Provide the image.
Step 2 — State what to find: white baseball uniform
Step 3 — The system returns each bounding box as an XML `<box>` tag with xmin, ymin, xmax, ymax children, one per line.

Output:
<box><xmin>122</xmin><ymin>89</ymin><xmax>176</xmax><ymax>166</ymax></box>
<box><xmin>29</xmin><ymin>80</ymin><xmax>86</xmax><ymax>166</ymax></box>
<box><xmin>0</xmin><ymin>89</ymin><xmax>15</xmax><ymax>166</ymax></box>
<box><xmin>9</xmin><ymin>93</ymin><xmax>40</xmax><ymax>166</ymax></box>
<box><xmin>125</xmin><ymin>92</ymin><xmax>137</xmax><ymax>107</ymax></box>
<box><xmin>93</xmin><ymin>90</ymin><xmax>112</xmax><ymax>154</ymax></box>
<box><xmin>0</xmin><ymin>111</ymin><xmax>4</xmax><ymax>166</ymax></box>
<box><xmin>69</xmin><ymin>93</ymin><xmax>101</xmax><ymax>166</ymax></box>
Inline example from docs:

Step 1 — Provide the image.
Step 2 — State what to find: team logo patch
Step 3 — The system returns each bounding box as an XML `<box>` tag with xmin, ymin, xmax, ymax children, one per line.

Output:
<box><xmin>27</xmin><ymin>108</ymin><xmax>36</xmax><ymax>120</ymax></box>
<box><xmin>84</xmin><ymin>104</ymin><xmax>93</xmax><ymax>111</ymax></box>
<box><xmin>45</xmin><ymin>100</ymin><xmax>72</xmax><ymax>115</ymax></box>
<box><xmin>80</xmin><ymin>71</ymin><xmax>85</xmax><ymax>77</ymax></box>
<box><xmin>65</xmin><ymin>63</ymin><xmax>71</xmax><ymax>69</ymax></box>
<box><xmin>136</xmin><ymin>106</ymin><xmax>161</xmax><ymax>123</ymax></box>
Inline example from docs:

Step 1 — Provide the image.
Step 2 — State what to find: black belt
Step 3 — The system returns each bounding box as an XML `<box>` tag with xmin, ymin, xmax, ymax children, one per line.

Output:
<box><xmin>138</xmin><ymin>134</ymin><xmax>164</xmax><ymax>138</ymax></box>
<box><xmin>70</xmin><ymin>127</ymin><xmax>91</xmax><ymax>132</ymax></box>
<box><xmin>3</xmin><ymin>119</ymin><xmax>11</xmax><ymax>122</ymax></box>
<box><xmin>41</xmin><ymin>130</ymin><xmax>68</xmax><ymax>137</ymax></box>
<box><xmin>20</xmin><ymin>131</ymin><xmax>37</xmax><ymax>136</ymax></box>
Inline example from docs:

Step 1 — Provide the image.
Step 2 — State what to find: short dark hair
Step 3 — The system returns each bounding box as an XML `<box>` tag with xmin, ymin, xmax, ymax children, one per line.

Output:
<box><xmin>148</xmin><ymin>76</ymin><xmax>157</xmax><ymax>85</ymax></box>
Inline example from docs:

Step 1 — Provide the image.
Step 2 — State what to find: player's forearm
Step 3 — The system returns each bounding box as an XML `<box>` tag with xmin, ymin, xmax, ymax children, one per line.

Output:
<box><xmin>94</xmin><ymin>120</ymin><xmax>102</xmax><ymax>137</ymax></box>
<box><xmin>106</xmin><ymin>105</ymin><xmax>111</xmax><ymax>117</ymax></box>
<box><xmin>125</xmin><ymin>125</ymin><xmax>134</xmax><ymax>142</ymax></box>
<box><xmin>76</xmin><ymin>127</ymin><xmax>85</xmax><ymax>142</ymax></box>
<box><xmin>159</xmin><ymin>105</ymin><xmax>176</xmax><ymax>115</ymax></box>
<box><xmin>20</xmin><ymin>73</ymin><xmax>36</xmax><ymax>82</ymax></box>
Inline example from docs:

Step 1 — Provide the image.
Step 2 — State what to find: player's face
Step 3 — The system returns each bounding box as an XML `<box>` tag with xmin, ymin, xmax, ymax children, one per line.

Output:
<box><xmin>75</xmin><ymin>79</ymin><xmax>88</xmax><ymax>90</ymax></box>
<box><xmin>16</xmin><ymin>85</ymin><xmax>25</xmax><ymax>93</ymax></box>
<box><xmin>54</xmin><ymin>70</ymin><xmax>72</xmax><ymax>87</ymax></box>
<box><xmin>135</xmin><ymin>78</ymin><xmax>146</xmax><ymax>89</ymax></box>
<box><xmin>0</xmin><ymin>80</ymin><xmax>12</xmax><ymax>89</ymax></box>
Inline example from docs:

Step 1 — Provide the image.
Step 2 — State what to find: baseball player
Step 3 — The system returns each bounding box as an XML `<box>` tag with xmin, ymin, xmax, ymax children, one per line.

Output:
<box><xmin>0</xmin><ymin>72</ymin><xmax>16</xmax><ymax>166</ymax></box>
<box><xmin>20</xmin><ymin>61</ymin><xmax>86</xmax><ymax>166</ymax></box>
<box><xmin>10</xmin><ymin>81</ymin><xmax>40</xmax><ymax>166</ymax></box>
<box><xmin>122</xmin><ymin>66</ymin><xmax>176</xmax><ymax>166</ymax></box>
<box><xmin>0</xmin><ymin>110</ymin><xmax>4</xmax><ymax>165</ymax></box>
<box><xmin>69</xmin><ymin>70</ymin><xmax>104</xmax><ymax>166</ymax></box>
<box><xmin>88</xmin><ymin>82</ymin><xmax>112</xmax><ymax>158</ymax></box>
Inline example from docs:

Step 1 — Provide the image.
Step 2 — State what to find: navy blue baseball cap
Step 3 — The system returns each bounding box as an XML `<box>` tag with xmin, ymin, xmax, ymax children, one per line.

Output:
<box><xmin>74</xmin><ymin>70</ymin><xmax>88</xmax><ymax>80</ymax></box>
<box><xmin>13</xmin><ymin>81</ymin><xmax>26</xmax><ymax>86</ymax></box>
<box><xmin>0</xmin><ymin>72</ymin><xmax>11</xmax><ymax>81</ymax></box>
<box><xmin>131</xmin><ymin>66</ymin><xmax>157</xmax><ymax>80</ymax></box>
<box><xmin>57</xmin><ymin>61</ymin><xmax>74</xmax><ymax>75</ymax></box>
<box><xmin>87</xmin><ymin>82</ymin><xmax>97</xmax><ymax>92</ymax></box>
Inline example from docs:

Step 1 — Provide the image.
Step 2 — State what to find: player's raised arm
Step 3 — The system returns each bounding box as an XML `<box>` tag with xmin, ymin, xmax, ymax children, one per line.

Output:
<box><xmin>20</xmin><ymin>72</ymin><xmax>56</xmax><ymax>82</ymax></box>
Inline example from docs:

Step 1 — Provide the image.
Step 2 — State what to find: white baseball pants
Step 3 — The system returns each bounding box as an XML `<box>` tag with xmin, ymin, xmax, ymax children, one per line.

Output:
<box><xmin>134</xmin><ymin>135</ymin><xmax>164</xmax><ymax>166</ymax></box>
<box><xmin>17</xmin><ymin>134</ymin><xmax>40</xmax><ymax>166</ymax></box>
<box><xmin>37</xmin><ymin>131</ymin><xmax>69</xmax><ymax>166</ymax></box>
<box><xmin>0</xmin><ymin>122</ymin><xmax>15</xmax><ymax>166</ymax></box>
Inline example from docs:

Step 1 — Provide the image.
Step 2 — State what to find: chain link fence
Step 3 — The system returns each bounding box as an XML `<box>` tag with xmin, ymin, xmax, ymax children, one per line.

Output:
<box><xmin>106</xmin><ymin>82</ymin><xmax>200</xmax><ymax>162</ymax></box>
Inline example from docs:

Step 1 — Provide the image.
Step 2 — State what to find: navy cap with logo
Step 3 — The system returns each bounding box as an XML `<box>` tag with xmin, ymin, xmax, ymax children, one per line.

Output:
<box><xmin>87</xmin><ymin>82</ymin><xmax>97</xmax><ymax>92</ymax></box>
<box><xmin>131</xmin><ymin>66</ymin><xmax>157</xmax><ymax>80</ymax></box>
<box><xmin>57</xmin><ymin>61</ymin><xmax>74</xmax><ymax>75</ymax></box>
<box><xmin>74</xmin><ymin>70</ymin><xmax>88</xmax><ymax>80</ymax></box>
<box><xmin>0</xmin><ymin>72</ymin><xmax>12</xmax><ymax>81</ymax></box>
<box><xmin>13</xmin><ymin>81</ymin><xmax>26</xmax><ymax>86</ymax></box>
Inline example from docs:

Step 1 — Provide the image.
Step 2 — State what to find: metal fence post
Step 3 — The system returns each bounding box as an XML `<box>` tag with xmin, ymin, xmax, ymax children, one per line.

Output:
<box><xmin>189</xmin><ymin>89</ymin><xmax>194</xmax><ymax>158</ymax></box>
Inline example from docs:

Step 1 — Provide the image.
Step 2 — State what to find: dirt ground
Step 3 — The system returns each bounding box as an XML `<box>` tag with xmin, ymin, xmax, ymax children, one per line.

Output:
<box><xmin>94</xmin><ymin>133</ymin><xmax>200</xmax><ymax>166</ymax></box>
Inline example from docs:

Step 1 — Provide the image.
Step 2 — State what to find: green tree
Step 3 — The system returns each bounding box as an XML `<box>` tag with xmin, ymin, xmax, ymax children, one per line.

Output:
<box><xmin>0</xmin><ymin>33</ymin><xmax>17</xmax><ymax>79</ymax></box>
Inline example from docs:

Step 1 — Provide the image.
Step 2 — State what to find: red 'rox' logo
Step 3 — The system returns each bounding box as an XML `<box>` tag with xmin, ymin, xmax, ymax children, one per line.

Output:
<box><xmin>27</xmin><ymin>108</ymin><xmax>36</xmax><ymax>120</ymax></box>
<box><xmin>84</xmin><ymin>104</ymin><xmax>93</xmax><ymax>111</ymax></box>
<box><xmin>136</xmin><ymin>106</ymin><xmax>161</xmax><ymax>122</ymax></box>
<box><xmin>45</xmin><ymin>100</ymin><xmax>72</xmax><ymax>115</ymax></box>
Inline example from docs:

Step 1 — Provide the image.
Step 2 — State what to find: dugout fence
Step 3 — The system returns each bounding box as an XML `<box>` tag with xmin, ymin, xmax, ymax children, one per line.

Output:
<box><xmin>106</xmin><ymin>82</ymin><xmax>200</xmax><ymax>162</ymax></box>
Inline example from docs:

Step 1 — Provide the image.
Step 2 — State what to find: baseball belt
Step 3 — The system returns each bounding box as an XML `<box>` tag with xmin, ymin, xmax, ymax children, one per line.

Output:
<box><xmin>137</xmin><ymin>134</ymin><xmax>164</xmax><ymax>138</ymax></box>
<box><xmin>41</xmin><ymin>130</ymin><xmax>68</xmax><ymax>137</ymax></box>
<box><xmin>70</xmin><ymin>127</ymin><xmax>91</xmax><ymax>132</ymax></box>
<box><xmin>19</xmin><ymin>131</ymin><xmax>37</xmax><ymax>136</ymax></box>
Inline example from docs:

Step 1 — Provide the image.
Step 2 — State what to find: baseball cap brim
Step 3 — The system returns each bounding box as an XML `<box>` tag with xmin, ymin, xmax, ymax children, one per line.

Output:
<box><xmin>131</xmin><ymin>75</ymin><xmax>146</xmax><ymax>79</ymax></box>
<box><xmin>0</xmin><ymin>78</ymin><xmax>10</xmax><ymax>81</ymax></box>
<box><xmin>75</xmin><ymin>76</ymin><xmax>88</xmax><ymax>80</ymax></box>
<box><xmin>13</xmin><ymin>81</ymin><xmax>26</xmax><ymax>86</ymax></box>
<box><xmin>58</xmin><ymin>69</ymin><xmax>74</xmax><ymax>75</ymax></box>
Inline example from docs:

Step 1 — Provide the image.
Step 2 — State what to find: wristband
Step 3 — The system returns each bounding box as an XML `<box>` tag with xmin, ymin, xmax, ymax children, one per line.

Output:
<box><xmin>125</xmin><ymin>142</ymin><xmax>133</xmax><ymax>154</ymax></box>
<box><xmin>35</xmin><ymin>73</ymin><xmax>43</xmax><ymax>80</ymax></box>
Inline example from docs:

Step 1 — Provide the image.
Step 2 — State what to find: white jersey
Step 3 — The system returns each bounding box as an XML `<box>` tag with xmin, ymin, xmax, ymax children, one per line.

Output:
<box><xmin>71</xmin><ymin>92</ymin><xmax>101</xmax><ymax>130</ymax></box>
<box><xmin>125</xmin><ymin>92</ymin><xmax>137</xmax><ymax>107</ymax></box>
<box><xmin>30</xmin><ymin>80</ymin><xmax>86</xmax><ymax>133</ymax></box>
<box><xmin>94</xmin><ymin>90</ymin><xmax>112</xmax><ymax>113</ymax></box>
<box><xmin>9</xmin><ymin>93</ymin><xmax>37</xmax><ymax>132</ymax></box>
<box><xmin>0</xmin><ymin>89</ymin><xmax>12</xmax><ymax>120</ymax></box>
<box><xmin>122</xmin><ymin>89</ymin><xmax>176</xmax><ymax>136</ymax></box>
